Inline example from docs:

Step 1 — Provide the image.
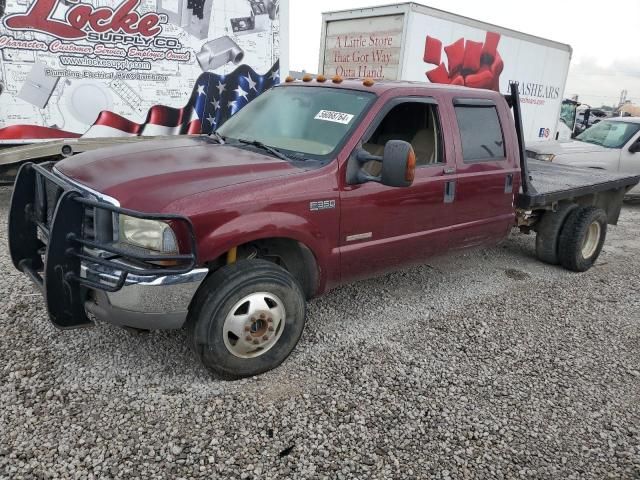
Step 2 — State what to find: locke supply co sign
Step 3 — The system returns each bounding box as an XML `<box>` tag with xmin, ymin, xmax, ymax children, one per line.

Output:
<box><xmin>0</xmin><ymin>0</ymin><xmax>289</xmax><ymax>143</ymax></box>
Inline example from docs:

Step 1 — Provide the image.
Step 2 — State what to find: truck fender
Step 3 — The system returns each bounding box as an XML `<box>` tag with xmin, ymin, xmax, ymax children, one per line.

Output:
<box><xmin>196</xmin><ymin>212</ymin><xmax>334</xmax><ymax>295</ymax></box>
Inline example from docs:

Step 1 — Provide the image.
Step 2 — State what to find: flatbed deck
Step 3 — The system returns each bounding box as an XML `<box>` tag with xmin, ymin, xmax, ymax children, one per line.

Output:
<box><xmin>516</xmin><ymin>160</ymin><xmax>640</xmax><ymax>209</ymax></box>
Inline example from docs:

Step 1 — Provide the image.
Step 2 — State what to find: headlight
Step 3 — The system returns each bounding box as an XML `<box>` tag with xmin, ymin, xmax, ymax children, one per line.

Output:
<box><xmin>118</xmin><ymin>215</ymin><xmax>178</xmax><ymax>253</ymax></box>
<box><xmin>535</xmin><ymin>153</ymin><xmax>556</xmax><ymax>162</ymax></box>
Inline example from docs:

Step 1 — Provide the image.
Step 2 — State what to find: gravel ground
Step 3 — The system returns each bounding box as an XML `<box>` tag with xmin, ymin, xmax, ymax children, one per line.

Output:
<box><xmin>1</xmin><ymin>185</ymin><xmax>639</xmax><ymax>479</ymax></box>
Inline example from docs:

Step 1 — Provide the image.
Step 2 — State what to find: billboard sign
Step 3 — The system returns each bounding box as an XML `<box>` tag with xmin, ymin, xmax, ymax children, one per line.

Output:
<box><xmin>0</xmin><ymin>0</ymin><xmax>288</xmax><ymax>143</ymax></box>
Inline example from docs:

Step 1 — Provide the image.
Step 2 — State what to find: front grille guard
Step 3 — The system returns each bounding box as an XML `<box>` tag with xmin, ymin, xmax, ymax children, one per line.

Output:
<box><xmin>9</xmin><ymin>162</ymin><xmax>199</xmax><ymax>329</ymax></box>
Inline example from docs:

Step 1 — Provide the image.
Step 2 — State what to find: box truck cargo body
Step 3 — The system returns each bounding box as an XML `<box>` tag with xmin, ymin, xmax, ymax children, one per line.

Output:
<box><xmin>319</xmin><ymin>2</ymin><xmax>572</xmax><ymax>143</ymax></box>
<box><xmin>0</xmin><ymin>0</ymin><xmax>289</xmax><ymax>144</ymax></box>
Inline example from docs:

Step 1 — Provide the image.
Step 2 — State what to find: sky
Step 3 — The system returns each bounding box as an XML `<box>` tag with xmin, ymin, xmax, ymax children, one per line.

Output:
<box><xmin>289</xmin><ymin>0</ymin><xmax>640</xmax><ymax>107</ymax></box>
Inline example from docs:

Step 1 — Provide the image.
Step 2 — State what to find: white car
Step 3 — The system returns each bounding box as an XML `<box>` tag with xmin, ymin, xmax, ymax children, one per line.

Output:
<box><xmin>527</xmin><ymin>117</ymin><xmax>640</xmax><ymax>198</ymax></box>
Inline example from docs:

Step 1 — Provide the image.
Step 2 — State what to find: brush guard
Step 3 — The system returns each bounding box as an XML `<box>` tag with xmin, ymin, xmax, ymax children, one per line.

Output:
<box><xmin>9</xmin><ymin>162</ymin><xmax>198</xmax><ymax>329</ymax></box>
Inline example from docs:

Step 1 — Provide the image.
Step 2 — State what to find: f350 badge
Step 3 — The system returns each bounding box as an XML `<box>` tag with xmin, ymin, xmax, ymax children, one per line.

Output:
<box><xmin>310</xmin><ymin>200</ymin><xmax>336</xmax><ymax>211</ymax></box>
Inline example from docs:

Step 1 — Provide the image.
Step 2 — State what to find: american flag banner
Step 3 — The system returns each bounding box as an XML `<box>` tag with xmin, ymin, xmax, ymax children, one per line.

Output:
<box><xmin>0</xmin><ymin>61</ymin><xmax>280</xmax><ymax>141</ymax></box>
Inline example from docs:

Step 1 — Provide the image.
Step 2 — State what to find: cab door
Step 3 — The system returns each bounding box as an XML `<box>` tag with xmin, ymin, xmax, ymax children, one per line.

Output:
<box><xmin>338</xmin><ymin>95</ymin><xmax>460</xmax><ymax>284</ymax></box>
<box><xmin>446</xmin><ymin>97</ymin><xmax>519</xmax><ymax>249</ymax></box>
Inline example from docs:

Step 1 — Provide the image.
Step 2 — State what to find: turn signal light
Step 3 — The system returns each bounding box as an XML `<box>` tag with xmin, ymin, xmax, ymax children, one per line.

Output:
<box><xmin>151</xmin><ymin>260</ymin><xmax>181</xmax><ymax>267</ymax></box>
<box><xmin>405</xmin><ymin>149</ymin><xmax>416</xmax><ymax>183</ymax></box>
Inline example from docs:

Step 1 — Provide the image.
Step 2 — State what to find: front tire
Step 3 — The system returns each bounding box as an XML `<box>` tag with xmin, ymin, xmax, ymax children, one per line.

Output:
<box><xmin>187</xmin><ymin>260</ymin><xmax>306</xmax><ymax>379</ymax></box>
<box><xmin>557</xmin><ymin>206</ymin><xmax>607</xmax><ymax>272</ymax></box>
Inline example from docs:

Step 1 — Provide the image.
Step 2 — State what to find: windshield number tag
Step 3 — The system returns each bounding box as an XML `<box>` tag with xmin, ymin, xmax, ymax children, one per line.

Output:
<box><xmin>314</xmin><ymin>110</ymin><xmax>354</xmax><ymax>125</ymax></box>
<box><xmin>310</xmin><ymin>200</ymin><xmax>336</xmax><ymax>211</ymax></box>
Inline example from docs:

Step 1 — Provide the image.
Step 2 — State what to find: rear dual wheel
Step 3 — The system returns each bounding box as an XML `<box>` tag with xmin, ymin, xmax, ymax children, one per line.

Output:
<box><xmin>558</xmin><ymin>206</ymin><xmax>607</xmax><ymax>272</ymax></box>
<box><xmin>535</xmin><ymin>202</ymin><xmax>577</xmax><ymax>265</ymax></box>
<box><xmin>536</xmin><ymin>205</ymin><xmax>607</xmax><ymax>272</ymax></box>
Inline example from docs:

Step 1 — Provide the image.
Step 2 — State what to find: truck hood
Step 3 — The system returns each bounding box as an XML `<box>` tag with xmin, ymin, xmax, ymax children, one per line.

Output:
<box><xmin>527</xmin><ymin>139</ymin><xmax>610</xmax><ymax>156</ymax></box>
<box><xmin>56</xmin><ymin>136</ymin><xmax>303</xmax><ymax>211</ymax></box>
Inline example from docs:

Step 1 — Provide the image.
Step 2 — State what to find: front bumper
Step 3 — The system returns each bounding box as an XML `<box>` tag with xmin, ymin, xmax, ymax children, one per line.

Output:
<box><xmin>9</xmin><ymin>162</ymin><xmax>201</xmax><ymax>330</ymax></box>
<box><xmin>83</xmin><ymin>263</ymin><xmax>208</xmax><ymax>330</ymax></box>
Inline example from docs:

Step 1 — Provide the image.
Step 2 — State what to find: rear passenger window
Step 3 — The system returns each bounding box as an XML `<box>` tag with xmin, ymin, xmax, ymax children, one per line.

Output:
<box><xmin>454</xmin><ymin>106</ymin><xmax>505</xmax><ymax>162</ymax></box>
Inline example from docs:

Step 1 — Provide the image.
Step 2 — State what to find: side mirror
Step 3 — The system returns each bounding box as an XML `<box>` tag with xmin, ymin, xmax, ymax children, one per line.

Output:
<box><xmin>380</xmin><ymin>140</ymin><xmax>416</xmax><ymax>187</ymax></box>
<box><xmin>629</xmin><ymin>141</ymin><xmax>640</xmax><ymax>154</ymax></box>
<box><xmin>355</xmin><ymin>140</ymin><xmax>416</xmax><ymax>187</ymax></box>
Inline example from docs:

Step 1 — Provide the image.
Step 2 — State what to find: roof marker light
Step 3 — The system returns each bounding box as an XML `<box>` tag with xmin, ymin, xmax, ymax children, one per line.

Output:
<box><xmin>332</xmin><ymin>75</ymin><xmax>343</xmax><ymax>84</ymax></box>
<box><xmin>302</xmin><ymin>74</ymin><xmax>313</xmax><ymax>82</ymax></box>
<box><xmin>363</xmin><ymin>78</ymin><xmax>375</xmax><ymax>87</ymax></box>
<box><xmin>316</xmin><ymin>74</ymin><xmax>327</xmax><ymax>83</ymax></box>
<box><xmin>285</xmin><ymin>76</ymin><xmax>295</xmax><ymax>83</ymax></box>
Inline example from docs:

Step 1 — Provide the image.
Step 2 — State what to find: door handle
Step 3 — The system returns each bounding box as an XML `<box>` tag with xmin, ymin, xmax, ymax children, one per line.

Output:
<box><xmin>504</xmin><ymin>173</ymin><xmax>514</xmax><ymax>193</ymax></box>
<box><xmin>443</xmin><ymin>166</ymin><xmax>456</xmax><ymax>175</ymax></box>
<box><xmin>444</xmin><ymin>180</ymin><xmax>456</xmax><ymax>203</ymax></box>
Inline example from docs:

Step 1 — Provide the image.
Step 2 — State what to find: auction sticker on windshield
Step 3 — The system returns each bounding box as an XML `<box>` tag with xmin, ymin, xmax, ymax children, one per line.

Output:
<box><xmin>314</xmin><ymin>110</ymin><xmax>355</xmax><ymax>124</ymax></box>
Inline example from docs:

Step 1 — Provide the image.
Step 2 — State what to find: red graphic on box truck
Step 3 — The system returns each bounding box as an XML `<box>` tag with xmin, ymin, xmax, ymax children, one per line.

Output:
<box><xmin>423</xmin><ymin>31</ymin><xmax>503</xmax><ymax>92</ymax></box>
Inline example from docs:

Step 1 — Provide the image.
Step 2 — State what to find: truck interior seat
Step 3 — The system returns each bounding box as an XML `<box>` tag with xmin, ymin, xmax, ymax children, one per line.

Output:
<box><xmin>361</xmin><ymin>128</ymin><xmax>438</xmax><ymax>176</ymax></box>
<box><xmin>360</xmin><ymin>103</ymin><xmax>440</xmax><ymax>176</ymax></box>
<box><xmin>410</xmin><ymin>129</ymin><xmax>436</xmax><ymax>165</ymax></box>
<box><xmin>362</xmin><ymin>143</ymin><xmax>385</xmax><ymax>157</ymax></box>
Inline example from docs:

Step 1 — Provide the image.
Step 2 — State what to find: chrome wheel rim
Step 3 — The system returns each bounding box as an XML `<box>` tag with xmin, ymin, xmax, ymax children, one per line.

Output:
<box><xmin>222</xmin><ymin>292</ymin><xmax>286</xmax><ymax>359</ymax></box>
<box><xmin>581</xmin><ymin>221</ymin><xmax>601</xmax><ymax>259</ymax></box>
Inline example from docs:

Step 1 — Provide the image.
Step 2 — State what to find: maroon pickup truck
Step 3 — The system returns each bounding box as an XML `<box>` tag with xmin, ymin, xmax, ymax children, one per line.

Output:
<box><xmin>9</xmin><ymin>78</ymin><xmax>640</xmax><ymax>378</ymax></box>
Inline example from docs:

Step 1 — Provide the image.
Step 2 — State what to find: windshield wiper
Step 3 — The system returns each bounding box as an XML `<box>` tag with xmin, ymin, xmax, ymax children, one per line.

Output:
<box><xmin>237</xmin><ymin>138</ymin><xmax>291</xmax><ymax>161</ymax></box>
<box><xmin>208</xmin><ymin>130</ymin><xmax>226</xmax><ymax>144</ymax></box>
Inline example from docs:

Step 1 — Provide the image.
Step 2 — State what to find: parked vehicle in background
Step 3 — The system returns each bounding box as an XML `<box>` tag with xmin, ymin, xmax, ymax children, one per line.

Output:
<box><xmin>573</xmin><ymin>108</ymin><xmax>609</xmax><ymax>137</ymax></box>
<box><xmin>527</xmin><ymin>117</ymin><xmax>640</xmax><ymax>198</ymax></box>
<box><xmin>8</xmin><ymin>79</ymin><xmax>639</xmax><ymax>378</ymax></box>
<box><xmin>319</xmin><ymin>2</ymin><xmax>572</xmax><ymax>143</ymax></box>
<box><xmin>556</xmin><ymin>99</ymin><xmax>580</xmax><ymax>141</ymax></box>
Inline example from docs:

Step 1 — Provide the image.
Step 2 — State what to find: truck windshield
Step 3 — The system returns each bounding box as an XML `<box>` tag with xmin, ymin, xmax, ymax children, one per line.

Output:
<box><xmin>217</xmin><ymin>86</ymin><xmax>375</xmax><ymax>160</ymax></box>
<box><xmin>575</xmin><ymin>120</ymin><xmax>640</xmax><ymax>149</ymax></box>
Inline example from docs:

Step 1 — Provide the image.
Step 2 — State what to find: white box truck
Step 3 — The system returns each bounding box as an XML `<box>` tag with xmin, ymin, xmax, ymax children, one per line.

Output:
<box><xmin>319</xmin><ymin>2</ymin><xmax>572</xmax><ymax>143</ymax></box>
<box><xmin>0</xmin><ymin>0</ymin><xmax>289</xmax><ymax>145</ymax></box>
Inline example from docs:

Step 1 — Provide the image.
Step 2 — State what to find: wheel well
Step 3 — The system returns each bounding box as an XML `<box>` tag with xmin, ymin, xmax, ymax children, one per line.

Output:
<box><xmin>563</xmin><ymin>190</ymin><xmax>625</xmax><ymax>225</ymax></box>
<box><xmin>207</xmin><ymin>238</ymin><xmax>320</xmax><ymax>299</ymax></box>
<box><xmin>530</xmin><ymin>188</ymin><xmax>627</xmax><ymax>228</ymax></box>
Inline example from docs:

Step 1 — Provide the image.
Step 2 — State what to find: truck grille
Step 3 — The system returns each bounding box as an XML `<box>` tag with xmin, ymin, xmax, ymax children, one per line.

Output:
<box><xmin>35</xmin><ymin>176</ymin><xmax>64</xmax><ymax>228</ymax></box>
<box><xmin>34</xmin><ymin>170</ymin><xmax>101</xmax><ymax>244</ymax></box>
<box><xmin>83</xmin><ymin>207</ymin><xmax>96</xmax><ymax>241</ymax></box>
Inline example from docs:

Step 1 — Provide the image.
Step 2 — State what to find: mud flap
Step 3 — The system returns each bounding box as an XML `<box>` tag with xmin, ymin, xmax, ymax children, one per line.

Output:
<box><xmin>45</xmin><ymin>191</ymin><xmax>92</xmax><ymax>329</ymax></box>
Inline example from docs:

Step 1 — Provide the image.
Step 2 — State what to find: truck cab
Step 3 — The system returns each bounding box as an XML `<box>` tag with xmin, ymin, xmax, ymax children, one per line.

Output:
<box><xmin>52</xmin><ymin>79</ymin><xmax>522</xmax><ymax>292</ymax></box>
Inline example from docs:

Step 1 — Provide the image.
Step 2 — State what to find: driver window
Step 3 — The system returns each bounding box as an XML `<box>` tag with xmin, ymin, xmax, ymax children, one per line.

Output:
<box><xmin>362</xmin><ymin>102</ymin><xmax>443</xmax><ymax>176</ymax></box>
